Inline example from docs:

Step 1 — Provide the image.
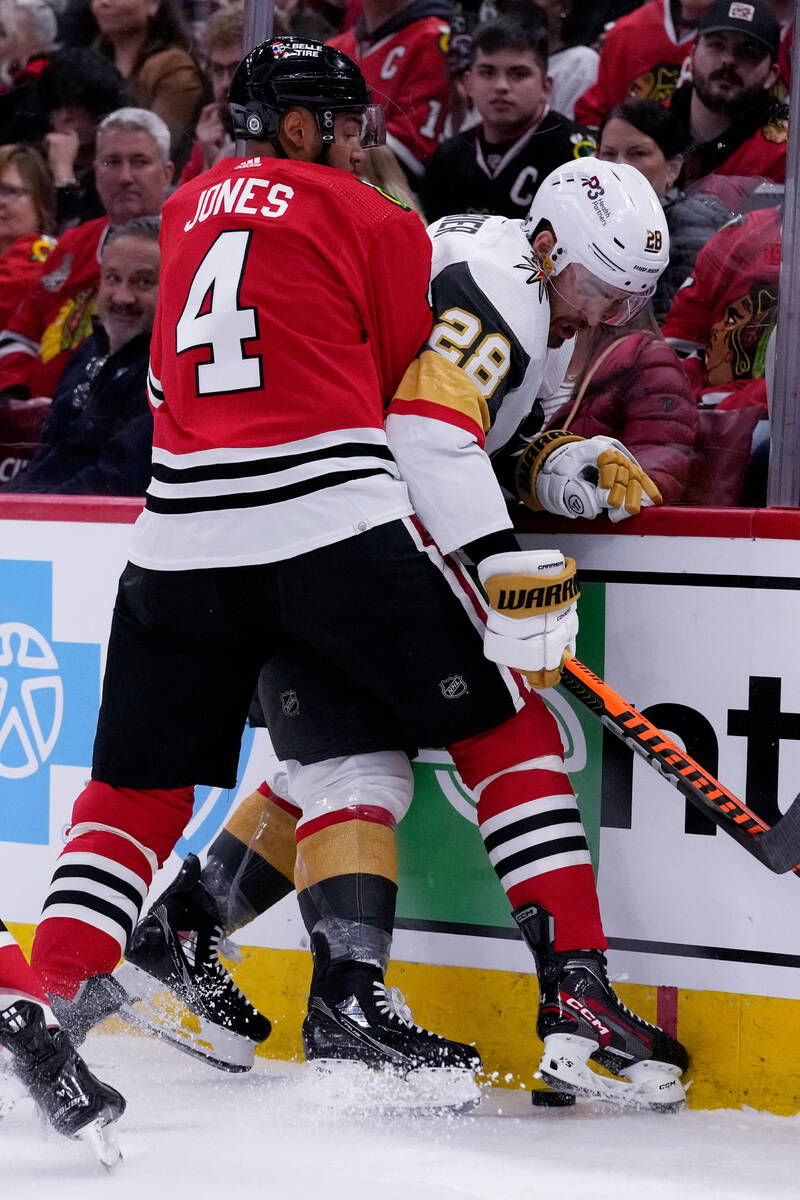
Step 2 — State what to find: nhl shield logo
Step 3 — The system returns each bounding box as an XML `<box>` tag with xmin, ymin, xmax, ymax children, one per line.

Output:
<box><xmin>281</xmin><ymin>690</ymin><xmax>300</xmax><ymax>717</ymax></box>
<box><xmin>440</xmin><ymin>675</ymin><xmax>468</xmax><ymax>700</ymax></box>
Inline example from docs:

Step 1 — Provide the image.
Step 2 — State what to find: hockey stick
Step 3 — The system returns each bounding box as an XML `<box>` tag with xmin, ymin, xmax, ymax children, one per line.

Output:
<box><xmin>557</xmin><ymin>655</ymin><xmax>800</xmax><ymax>877</ymax></box>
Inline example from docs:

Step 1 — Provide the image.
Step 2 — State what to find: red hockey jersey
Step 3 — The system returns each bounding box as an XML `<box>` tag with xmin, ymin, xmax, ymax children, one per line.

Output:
<box><xmin>0</xmin><ymin>233</ymin><xmax>56</xmax><ymax>330</ymax></box>
<box><xmin>574</xmin><ymin>0</ymin><xmax>693</xmax><ymax>128</ymax></box>
<box><xmin>128</xmin><ymin>155</ymin><xmax>433</xmax><ymax>571</ymax></box>
<box><xmin>0</xmin><ymin>218</ymin><xmax>106</xmax><ymax>399</ymax></box>
<box><xmin>329</xmin><ymin>0</ymin><xmax>451</xmax><ymax>177</ymax></box>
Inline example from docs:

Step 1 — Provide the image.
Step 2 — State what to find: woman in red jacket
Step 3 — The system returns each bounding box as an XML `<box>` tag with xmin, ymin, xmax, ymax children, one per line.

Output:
<box><xmin>545</xmin><ymin>316</ymin><xmax>698</xmax><ymax>503</ymax></box>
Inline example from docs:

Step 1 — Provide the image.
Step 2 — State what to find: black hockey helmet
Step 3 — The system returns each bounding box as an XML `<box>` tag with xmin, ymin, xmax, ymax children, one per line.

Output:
<box><xmin>229</xmin><ymin>37</ymin><xmax>385</xmax><ymax>148</ymax></box>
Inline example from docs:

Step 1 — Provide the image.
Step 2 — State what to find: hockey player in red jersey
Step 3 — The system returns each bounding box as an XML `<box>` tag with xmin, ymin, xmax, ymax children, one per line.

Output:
<box><xmin>328</xmin><ymin>0</ymin><xmax>452</xmax><ymax>178</ymax></box>
<box><xmin>31</xmin><ymin>39</ymin><xmax>688</xmax><ymax>1112</ymax></box>
<box><xmin>0</xmin><ymin>918</ymin><xmax>124</xmax><ymax>1165</ymax></box>
<box><xmin>121</xmin><ymin>137</ymin><xmax>688</xmax><ymax>1105</ymax></box>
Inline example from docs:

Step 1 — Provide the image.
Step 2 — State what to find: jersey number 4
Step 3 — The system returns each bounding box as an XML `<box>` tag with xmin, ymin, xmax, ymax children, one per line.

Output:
<box><xmin>175</xmin><ymin>229</ymin><xmax>264</xmax><ymax>395</ymax></box>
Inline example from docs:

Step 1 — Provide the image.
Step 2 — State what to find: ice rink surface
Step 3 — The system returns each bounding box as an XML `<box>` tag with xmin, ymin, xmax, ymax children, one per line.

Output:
<box><xmin>2</xmin><ymin>1033</ymin><xmax>798</xmax><ymax>1199</ymax></box>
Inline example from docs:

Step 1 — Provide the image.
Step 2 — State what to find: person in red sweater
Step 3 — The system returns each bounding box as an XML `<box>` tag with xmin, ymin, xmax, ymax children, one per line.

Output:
<box><xmin>0</xmin><ymin>142</ymin><xmax>55</xmax><ymax>328</ymax></box>
<box><xmin>545</xmin><ymin>321</ymin><xmax>698</xmax><ymax>503</ymax></box>
<box><xmin>329</xmin><ymin>0</ymin><xmax>452</xmax><ymax>179</ymax></box>
<box><xmin>0</xmin><ymin>106</ymin><xmax>172</xmax><ymax>403</ymax></box>
<box><xmin>574</xmin><ymin>0</ymin><xmax>714</xmax><ymax>129</ymax></box>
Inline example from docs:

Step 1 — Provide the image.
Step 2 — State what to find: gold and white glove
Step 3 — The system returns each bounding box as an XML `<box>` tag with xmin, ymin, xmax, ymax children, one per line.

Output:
<box><xmin>478</xmin><ymin>549</ymin><xmax>579</xmax><ymax>689</ymax></box>
<box><xmin>516</xmin><ymin>430</ymin><xmax>662</xmax><ymax>522</ymax></box>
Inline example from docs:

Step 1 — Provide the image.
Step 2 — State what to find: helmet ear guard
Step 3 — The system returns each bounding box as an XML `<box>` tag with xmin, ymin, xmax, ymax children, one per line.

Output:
<box><xmin>522</xmin><ymin>157</ymin><xmax>670</xmax><ymax>319</ymax></box>
<box><xmin>229</xmin><ymin>36</ymin><xmax>386</xmax><ymax>148</ymax></box>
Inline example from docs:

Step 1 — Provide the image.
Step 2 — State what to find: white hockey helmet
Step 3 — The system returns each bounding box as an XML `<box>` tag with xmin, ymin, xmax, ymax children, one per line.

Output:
<box><xmin>521</xmin><ymin>157</ymin><xmax>670</xmax><ymax>325</ymax></box>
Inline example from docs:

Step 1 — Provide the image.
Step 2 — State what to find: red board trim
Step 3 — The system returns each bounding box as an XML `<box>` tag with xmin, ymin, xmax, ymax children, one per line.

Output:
<box><xmin>2</xmin><ymin>496</ymin><xmax>800</xmax><ymax>540</ymax></box>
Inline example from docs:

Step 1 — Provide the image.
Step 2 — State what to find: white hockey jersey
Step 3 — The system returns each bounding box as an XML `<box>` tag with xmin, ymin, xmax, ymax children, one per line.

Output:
<box><xmin>386</xmin><ymin>213</ymin><xmax>571</xmax><ymax>554</ymax></box>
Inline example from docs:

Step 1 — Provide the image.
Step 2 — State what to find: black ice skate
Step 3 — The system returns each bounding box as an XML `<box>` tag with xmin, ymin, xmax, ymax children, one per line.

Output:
<box><xmin>115</xmin><ymin>854</ymin><xmax>270</xmax><ymax>1072</ymax></box>
<box><xmin>303</xmin><ymin>960</ymin><xmax>482</xmax><ymax>1113</ymax></box>
<box><xmin>0</xmin><ymin>999</ymin><xmax>125</xmax><ymax>1168</ymax></box>
<box><xmin>515</xmin><ymin>905</ymin><xmax>689</xmax><ymax>1112</ymax></box>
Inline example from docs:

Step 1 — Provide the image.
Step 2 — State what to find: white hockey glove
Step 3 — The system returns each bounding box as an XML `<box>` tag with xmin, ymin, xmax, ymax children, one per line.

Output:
<box><xmin>515</xmin><ymin>430</ymin><xmax>662</xmax><ymax>522</ymax></box>
<box><xmin>478</xmin><ymin>549</ymin><xmax>579</xmax><ymax>689</ymax></box>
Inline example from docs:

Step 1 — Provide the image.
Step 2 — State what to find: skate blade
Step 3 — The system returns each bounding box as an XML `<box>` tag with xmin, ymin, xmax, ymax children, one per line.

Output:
<box><xmin>303</xmin><ymin>1059</ymin><xmax>481</xmax><ymax>1115</ymax></box>
<box><xmin>537</xmin><ymin>1039</ymin><xmax>687</xmax><ymax>1113</ymax></box>
<box><xmin>77</xmin><ymin>1114</ymin><xmax>122</xmax><ymax>1171</ymax></box>
<box><xmin>113</xmin><ymin>962</ymin><xmax>254</xmax><ymax>1073</ymax></box>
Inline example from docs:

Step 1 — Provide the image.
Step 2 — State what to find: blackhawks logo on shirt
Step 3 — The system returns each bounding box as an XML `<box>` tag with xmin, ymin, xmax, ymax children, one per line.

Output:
<box><xmin>29</xmin><ymin>235</ymin><xmax>56</xmax><ymax>263</ymax></box>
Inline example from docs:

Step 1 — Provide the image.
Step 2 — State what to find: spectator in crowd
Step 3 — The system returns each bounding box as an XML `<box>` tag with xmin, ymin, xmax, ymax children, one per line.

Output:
<box><xmin>669</xmin><ymin>0</ymin><xmax>787</xmax><ymax>191</ymax></box>
<box><xmin>575</xmin><ymin>0</ymin><xmax>714</xmax><ymax>129</ymax></box>
<box><xmin>3</xmin><ymin>215</ymin><xmax>159</xmax><ymax>495</ymax></box>
<box><xmin>0</xmin><ymin>140</ymin><xmax>56</xmax><ymax>476</ymax></box>
<box><xmin>530</xmin><ymin>0</ymin><xmax>599</xmax><ymax>119</ymax></box>
<box><xmin>662</xmin><ymin>204</ymin><xmax>780</xmax><ymax>414</ymax></box>
<box><xmin>328</xmin><ymin>0</ymin><xmax>452</xmax><ymax>180</ymax></box>
<box><xmin>542</xmin><ymin>315</ymin><xmax>698</xmax><ymax>503</ymax></box>
<box><xmin>0</xmin><ymin>143</ymin><xmax>56</xmax><ymax>327</ymax></box>
<box><xmin>180</xmin><ymin>0</ymin><xmax>243</xmax><ymax>184</ymax></box>
<box><xmin>90</xmin><ymin>0</ymin><xmax>206</xmax><ymax>161</ymax></box>
<box><xmin>422</xmin><ymin>15</ymin><xmax>595</xmax><ymax>222</ymax></box>
<box><xmin>596</xmin><ymin>97</ymin><xmax>732</xmax><ymax>322</ymax></box>
<box><xmin>0</xmin><ymin>0</ymin><xmax>58</xmax><ymax>141</ymax></box>
<box><xmin>38</xmin><ymin>46</ymin><xmax>128</xmax><ymax>229</ymax></box>
<box><xmin>0</xmin><ymin>107</ymin><xmax>172</xmax><ymax>403</ymax></box>
<box><xmin>472</xmin><ymin>2</ymin><xmax>600</xmax><ymax>121</ymax></box>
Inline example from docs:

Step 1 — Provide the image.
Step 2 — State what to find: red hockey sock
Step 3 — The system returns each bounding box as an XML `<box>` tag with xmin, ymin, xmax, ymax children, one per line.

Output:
<box><xmin>31</xmin><ymin>780</ymin><xmax>194</xmax><ymax>998</ymax></box>
<box><xmin>449</xmin><ymin>694</ymin><xmax>606</xmax><ymax>952</ymax></box>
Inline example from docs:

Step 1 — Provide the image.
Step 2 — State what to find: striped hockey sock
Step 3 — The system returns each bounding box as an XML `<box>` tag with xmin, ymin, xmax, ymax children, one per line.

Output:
<box><xmin>32</xmin><ymin>781</ymin><xmax>194</xmax><ymax>999</ymax></box>
<box><xmin>450</xmin><ymin>694</ymin><xmax>606</xmax><ymax>951</ymax></box>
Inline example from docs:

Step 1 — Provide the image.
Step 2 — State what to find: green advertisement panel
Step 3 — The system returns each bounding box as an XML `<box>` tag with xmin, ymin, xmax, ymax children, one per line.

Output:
<box><xmin>395</xmin><ymin>583</ymin><xmax>606</xmax><ymax>934</ymax></box>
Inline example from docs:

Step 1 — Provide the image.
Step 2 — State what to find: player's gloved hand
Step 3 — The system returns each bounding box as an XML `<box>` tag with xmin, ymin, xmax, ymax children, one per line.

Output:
<box><xmin>515</xmin><ymin>430</ymin><xmax>662</xmax><ymax>522</ymax></box>
<box><xmin>478</xmin><ymin>549</ymin><xmax>579</xmax><ymax>689</ymax></box>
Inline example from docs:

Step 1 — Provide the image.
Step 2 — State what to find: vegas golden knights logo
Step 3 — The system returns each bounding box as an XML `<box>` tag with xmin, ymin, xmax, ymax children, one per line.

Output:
<box><xmin>645</xmin><ymin>230</ymin><xmax>662</xmax><ymax>253</ymax></box>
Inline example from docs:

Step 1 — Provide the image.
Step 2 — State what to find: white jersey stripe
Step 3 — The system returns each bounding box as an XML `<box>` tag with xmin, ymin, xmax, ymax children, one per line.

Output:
<box><xmin>150</xmin><ymin>427</ymin><xmax>394</xmax><ymax>470</ymax></box>
<box><xmin>479</xmin><ymin>793</ymin><xmax>579</xmax><ymax>838</ymax></box>
<box><xmin>499</xmin><ymin>849</ymin><xmax>592</xmax><ymax>889</ymax></box>
<box><xmin>470</xmin><ymin>754</ymin><xmax>568</xmax><ymax>800</ymax></box>
<box><xmin>55</xmin><ymin>851</ymin><xmax>149</xmax><ymax>898</ymax></box>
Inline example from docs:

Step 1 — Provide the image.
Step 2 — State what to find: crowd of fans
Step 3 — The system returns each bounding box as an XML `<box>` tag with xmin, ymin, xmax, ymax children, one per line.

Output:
<box><xmin>0</xmin><ymin>0</ymin><xmax>791</xmax><ymax>507</ymax></box>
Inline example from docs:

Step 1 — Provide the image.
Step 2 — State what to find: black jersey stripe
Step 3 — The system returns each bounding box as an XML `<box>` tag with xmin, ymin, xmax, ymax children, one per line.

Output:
<box><xmin>482</xmin><ymin>807</ymin><xmax>581</xmax><ymax>855</ymax></box>
<box><xmin>492</xmin><ymin>835</ymin><xmax>588</xmax><ymax>879</ymax></box>
<box><xmin>41</xmin><ymin>890</ymin><xmax>136</xmax><ymax>939</ymax></box>
<box><xmin>151</xmin><ymin>442</ymin><xmax>394</xmax><ymax>484</ymax></box>
<box><xmin>145</xmin><ymin>466</ymin><xmax>394</xmax><ymax>514</ymax></box>
<box><xmin>51</xmin><ymin>863</ymin><xmax>145</xmax><ymax>910</ymax></box>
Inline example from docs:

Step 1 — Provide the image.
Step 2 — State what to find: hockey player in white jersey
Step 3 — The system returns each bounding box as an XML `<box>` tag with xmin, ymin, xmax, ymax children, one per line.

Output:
<box><xmin>50</xmin><ymin>146</ymin><xmax>686</xmax><ymax>1111</ymax></box>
